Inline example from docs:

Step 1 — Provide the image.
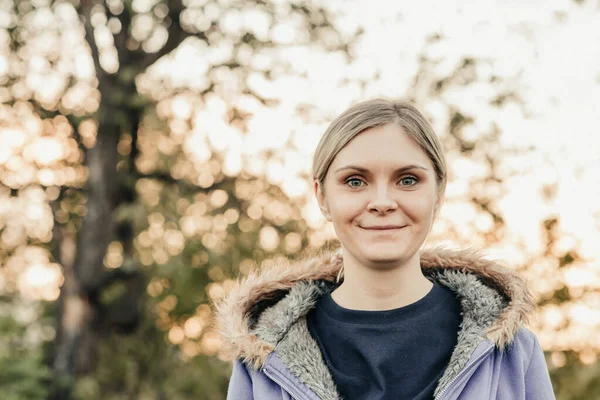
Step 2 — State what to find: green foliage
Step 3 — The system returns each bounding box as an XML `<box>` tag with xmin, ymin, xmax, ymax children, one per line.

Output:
<box><xmin>549</xmin><ymin>353</ymin><xmax>600</xmax><ymax>399</ymax></box>
<box><xmin>71</xmin><ymin>321</ymin><xmax>231</xmax><ymax>400</ymax></box>
<box><xmin>0</xmin><ymin>315</ymin><xmax>52</xmax><ymax>400</ymax></box>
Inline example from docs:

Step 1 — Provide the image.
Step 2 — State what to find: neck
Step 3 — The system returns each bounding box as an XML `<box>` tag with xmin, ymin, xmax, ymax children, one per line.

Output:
<box><xmin>331</xmin><ymin>249</ymin><xmax>434</xmax><ymax>311</ymax></box>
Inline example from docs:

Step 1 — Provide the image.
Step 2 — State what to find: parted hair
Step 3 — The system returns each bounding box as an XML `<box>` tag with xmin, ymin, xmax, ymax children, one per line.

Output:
<box><xmin>312</xmin><ymin>97</ymin><xmax>447</xmax><ymax>199</ymax></box>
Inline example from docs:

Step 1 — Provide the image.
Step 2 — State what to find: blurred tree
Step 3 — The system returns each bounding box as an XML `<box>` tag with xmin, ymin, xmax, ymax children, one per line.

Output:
<box><xmin>1</xmin><ymin>0</ymin><xmax>360</xmax><ymax>399</ymax></box>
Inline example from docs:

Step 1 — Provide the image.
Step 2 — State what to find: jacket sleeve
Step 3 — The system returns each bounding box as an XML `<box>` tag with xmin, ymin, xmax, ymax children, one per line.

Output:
<box><xmin>524</xmin><ymin>334</ymin><xmax>556</xmax><ymax>400</ymax></box>
<box><xmin>226</xmin><ymin>359</ymin><xmax>254</xmax><ymax>400</ymax></box>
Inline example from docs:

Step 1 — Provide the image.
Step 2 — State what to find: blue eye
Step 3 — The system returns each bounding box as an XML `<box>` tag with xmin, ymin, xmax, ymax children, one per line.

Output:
<box><xmin>344</xmin><ymin>176</ymin><xmax>419</xmax><ymax>188</ymax></box>
<box><xmin>346</xmin><ymin>178</ymin><xmax>364</xmax><ymax>187</ymax></box>
<box><xmin>400</xmin><ymin>177</ymin><xmax>418</xmax><ymax>186</ymax></box>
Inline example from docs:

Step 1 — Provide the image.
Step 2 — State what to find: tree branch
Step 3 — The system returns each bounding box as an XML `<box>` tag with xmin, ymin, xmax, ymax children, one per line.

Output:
<box><xmin>50</xmin><ymin>186</ymin><xmax>68</xmax><ymax>266</ymax></box>
<box><xmin>79</xmin><ymin>0</ymin><xmax>109</xmax><ymax>84</ymax></box>
<box><xmin>111</xmin><ymin>2</ymin><xmax>132</xmax><ymax>67</ymax></box>
<box><xmin>139</xmin><ymin>0</ymin><xmax>193</xmax><ymax>70</ymax></box>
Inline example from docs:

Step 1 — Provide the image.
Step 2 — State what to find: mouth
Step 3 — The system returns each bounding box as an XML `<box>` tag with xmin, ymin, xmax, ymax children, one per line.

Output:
<box><xmin>360</xmin><ymin>225</ymin><xmax>407</xmax><ymax>231</ymax></box>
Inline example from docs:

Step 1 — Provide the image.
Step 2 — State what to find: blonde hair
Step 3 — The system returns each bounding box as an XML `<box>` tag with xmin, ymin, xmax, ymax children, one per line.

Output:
<box><xmin>312</xmin><ymin>98</ymin><xmax>447</xmax><ymax>283</ymax></box>
<box><xmin>312</xmin><ymin>97</ymin><xmax>447</xmax><ymax>197</ymax></box>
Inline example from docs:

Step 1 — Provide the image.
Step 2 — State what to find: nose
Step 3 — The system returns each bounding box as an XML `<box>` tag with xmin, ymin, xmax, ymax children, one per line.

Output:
<box><xmin>367</xmin><ymin>188</ymin><xmax>398</xmax><ymax>214</ymax></box>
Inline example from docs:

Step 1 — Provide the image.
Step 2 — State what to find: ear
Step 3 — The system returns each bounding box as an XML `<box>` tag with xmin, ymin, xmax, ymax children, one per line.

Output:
<box><xmin>313</xmin><ymin>179</ymin><xmax>332</xmax><ymax>221</ymax></box>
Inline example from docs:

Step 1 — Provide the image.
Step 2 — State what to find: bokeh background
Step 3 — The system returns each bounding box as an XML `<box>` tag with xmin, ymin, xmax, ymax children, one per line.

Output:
<box><xmin>1</xmin><ymin>0</ymin><xmax>599</xmax><ymax>398</ymax></box>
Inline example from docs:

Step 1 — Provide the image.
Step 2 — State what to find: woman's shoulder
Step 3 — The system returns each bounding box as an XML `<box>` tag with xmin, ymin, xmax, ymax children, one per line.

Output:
<box><xmin>213</xmin><ymin>249</ymin><xmax>343</xmax><ymax>370</ymax></box>
<box><xmin>502</xmin><ymin>325</ymin><xmax>546</xmax><ymax>365</ymax></box>
<box><xmin>504</xmin><ymin>325</ymin><xmax>538</xmax><ymax>349</ymax></box>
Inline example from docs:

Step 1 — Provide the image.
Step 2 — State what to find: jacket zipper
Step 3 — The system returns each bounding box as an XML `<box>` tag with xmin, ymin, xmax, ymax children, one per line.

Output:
<box><xmin>264</xmin><ymin>343</ymin><xmax>492</xmax><ymax>400</ymax></box>
<box><xmin>434</xmin><ymin>343</ymin><xmax>494</xmax><ymax>400</ymax></box>
<box><xmin>263</xmin><ymin>366</ymin><xmax>304</xmax><ymax>400</ymax></box>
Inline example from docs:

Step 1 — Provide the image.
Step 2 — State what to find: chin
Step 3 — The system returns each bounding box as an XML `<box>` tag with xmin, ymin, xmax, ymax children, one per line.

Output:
<box><xmin>360</xmin><ymin>248</ymin><xmax>409</xmax><ymax>264</ymax></box>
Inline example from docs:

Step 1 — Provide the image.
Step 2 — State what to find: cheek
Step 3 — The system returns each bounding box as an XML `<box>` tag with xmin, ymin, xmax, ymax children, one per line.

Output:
<box><xmin>329</xmin><ymin>196</ymin><xmax>364</xmax><ymax>218</ymax></box>
<box><xmin>404</xmin><ymin>193</ymin><xmax>436</xmax><ymax>219</ymax></box>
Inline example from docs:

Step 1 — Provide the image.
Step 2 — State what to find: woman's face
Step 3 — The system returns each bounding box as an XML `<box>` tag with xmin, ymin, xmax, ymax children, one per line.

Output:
<box><xmin>314</xmin><ymin>123</ymin><xmax>441</xmax><ymax>269</ymax></box>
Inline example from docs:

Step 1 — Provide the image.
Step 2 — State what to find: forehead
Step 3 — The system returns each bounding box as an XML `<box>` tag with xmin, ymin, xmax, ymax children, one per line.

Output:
<box><xmin>330</xmin><ymin>124</ymin><xmax>432</xmax><ymax>170</ymax></box>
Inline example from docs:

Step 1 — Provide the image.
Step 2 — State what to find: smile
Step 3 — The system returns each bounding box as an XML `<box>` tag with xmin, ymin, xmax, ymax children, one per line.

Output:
<box><xmin>360</xmin><ymin>226</ymin><xmax>406</xmax><ymax>232</ymax></box>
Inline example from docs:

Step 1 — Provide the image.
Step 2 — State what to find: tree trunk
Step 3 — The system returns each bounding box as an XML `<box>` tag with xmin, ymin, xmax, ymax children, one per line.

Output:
<box><xmin>51</xmin><ymin>116</ymin><xmax>120</xmax><ymax>399</ymax></box>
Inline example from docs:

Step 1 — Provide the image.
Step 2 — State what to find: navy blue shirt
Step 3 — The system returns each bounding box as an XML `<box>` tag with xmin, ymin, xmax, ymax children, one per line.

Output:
<box><xmin>306</xmin><ymin>281</ymin><xmax>462</xmax><ymax>400</ymax></box>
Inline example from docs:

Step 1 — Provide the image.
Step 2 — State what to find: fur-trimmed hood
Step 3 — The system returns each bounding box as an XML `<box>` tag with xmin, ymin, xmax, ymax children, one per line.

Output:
<box><xmin>214</xmin><ymin>246</ymin><xmax>537</xmax><ymax>399</ymax></box>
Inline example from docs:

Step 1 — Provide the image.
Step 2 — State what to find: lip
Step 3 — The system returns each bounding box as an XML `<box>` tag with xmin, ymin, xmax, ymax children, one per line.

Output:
<box><xmin>361</xmin><ymin>225</ymin><xmax>406</xmax><ymax>230</ymax></box>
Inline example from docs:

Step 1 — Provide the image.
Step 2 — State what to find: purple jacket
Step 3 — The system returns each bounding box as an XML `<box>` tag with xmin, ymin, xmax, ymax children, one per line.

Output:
<box><xmin>215</xmin><ymin>247</ymin><xmax>556</xmax><ymax>399</ymax></box>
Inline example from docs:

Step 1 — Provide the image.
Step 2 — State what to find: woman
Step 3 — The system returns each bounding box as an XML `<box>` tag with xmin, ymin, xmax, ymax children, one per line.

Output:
<box><xmin>214</xmin><ymin>98</ymin><xmax>556</xmax><ymax>399</ymax></box>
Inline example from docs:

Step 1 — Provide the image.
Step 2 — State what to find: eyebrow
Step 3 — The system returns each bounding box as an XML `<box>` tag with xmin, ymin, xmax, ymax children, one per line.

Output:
<box><xmin>334</xmin><ymin>164</ymin><xmax>429</xmax><ymax>174</ymax></box>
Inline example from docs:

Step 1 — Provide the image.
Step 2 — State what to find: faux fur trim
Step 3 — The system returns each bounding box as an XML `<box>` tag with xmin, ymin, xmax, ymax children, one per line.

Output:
<box><xmin>213</xmin><ymin>246</ymin><xmax>536</xmax><ymax>374</ymax></box>
<box><xmin>428</xmin><ymin>268</ymin><xmax>506</xmax><ymax>398</ymax></box>
<box><xmin>276</xmin><ymin>316</ymin><xmax>340</xmax><ymax>399</ymax></box>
